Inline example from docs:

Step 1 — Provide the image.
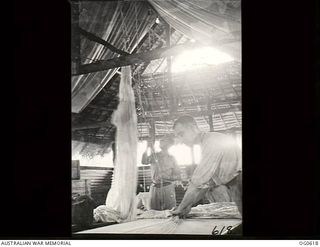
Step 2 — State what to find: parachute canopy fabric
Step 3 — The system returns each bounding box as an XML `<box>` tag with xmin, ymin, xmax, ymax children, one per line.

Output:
<box><xmin>71</xmin><ymin>1</ymin><xmax>157</xmax><ymax>113</ymax></box>
<box><xmin>105</xmin><ymin>66</ymin><xmax>138</xmax><ymax>222</ymax></box>
<box><xmin>148</xmin><ymin>0</ymin><xmax>241</xmax><ymax>61</ymax></box>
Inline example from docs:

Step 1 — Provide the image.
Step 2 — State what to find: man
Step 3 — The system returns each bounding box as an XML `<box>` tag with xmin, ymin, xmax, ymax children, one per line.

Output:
<box><xmin>141</xmin><ymin>135</ymin><xmax>181</xmax><ymax>210</ymax></box>
<box><xmin>171</xmin><ymin>115</ymin><xmax>242</xmax><ymax>218</ymax></box>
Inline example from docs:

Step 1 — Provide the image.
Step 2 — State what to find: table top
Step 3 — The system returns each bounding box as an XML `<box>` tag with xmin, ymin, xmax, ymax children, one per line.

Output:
<box><xmin>75</xmin><ymin>218</ymin><xmax>241</xmax><ymax>235</ymax></box>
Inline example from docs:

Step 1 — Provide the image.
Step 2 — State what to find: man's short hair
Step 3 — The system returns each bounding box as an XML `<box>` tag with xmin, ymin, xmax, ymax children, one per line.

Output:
<box><xmin>173</xmin><ymin>115</ymin><xmax>198</xmax><ymax>129</ymax></box>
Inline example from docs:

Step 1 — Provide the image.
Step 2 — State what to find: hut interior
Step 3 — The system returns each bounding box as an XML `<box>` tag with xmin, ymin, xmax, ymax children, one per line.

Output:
<box><xmin>71</xmin><ymin>0</ymin><xmax>242</xmax><ymax>235</ymax></box>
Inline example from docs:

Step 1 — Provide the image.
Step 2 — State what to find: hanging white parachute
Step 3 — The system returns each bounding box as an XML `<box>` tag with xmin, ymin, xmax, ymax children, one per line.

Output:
<box><xmin>105</xmin><ymin>66</ymin><xmax>138</xmax><ymax>222</ymax></box>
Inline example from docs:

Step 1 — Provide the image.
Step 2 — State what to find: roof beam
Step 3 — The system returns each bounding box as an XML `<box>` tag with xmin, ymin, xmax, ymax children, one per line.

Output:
<box><xmin>78</xmin><ymin>27</ymin><xmax>130</xmax><ymax>56</ymax></box>
<box><xmin>207</xmin><ymin>96</ymin><xmax>214</xmax><ymax>132</ymax></box>
<box><xmin>73</xmin><ymin>42</ymin><xmax>200</xmax><ymax>76</ymax></box>
<box><xmin>72</xmin><ymin>122</ymin><xmax>109</xmax><ymax>131</ymax></box>
<box><xmin>165</xmin><ymin>22</ymin><xmax>176</xmax><ymax>113</ymax></box>
<box><xmin>72</xmin><ymin>107</ymin><xmax>241</xmax><ymax>131</ymax></box>
<box><xmin>87</xmin><ymin>105</ymin><xmax>114</xmax><ymax>112</ymax></box>
<box><xmin>71</xmin><ymin>2</ymin><xmax>81</xmax><ymax>75</ymax></box>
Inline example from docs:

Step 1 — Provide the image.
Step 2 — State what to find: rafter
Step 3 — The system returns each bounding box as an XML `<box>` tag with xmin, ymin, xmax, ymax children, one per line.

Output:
<box><xmin>78</xmin><ymin>27</ymin><xmax>130</xmax><ymax>56</ymax></box>
<box><xmin>72</xmin><ymin>106</ymin><xmax>241</xmax><ymax>131</ymax></box>
<box><xmin>72</xmin><ymin>122</ymin><xmax>109</xmax><ymax>131</ymax></box>
<box><xmin>73</xmin><ymin>41</ymin><xmax>200</xmax><ymax>76</ymax></box>
<box><xmin>71</xmin><ymin>2</ymin><xmax>81</xmax><ymax>75</ymax></box>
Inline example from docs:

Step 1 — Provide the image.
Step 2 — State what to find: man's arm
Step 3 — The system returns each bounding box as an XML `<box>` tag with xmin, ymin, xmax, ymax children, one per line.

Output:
<box><xmin>171</xmin><ymin>136</ymin><xmax>220</xmax><ymax>217</ymax></box>
<box><xmin>171</xmin><ymin>183</ymin><xmax>208</xmax><ymax>217</ymax></box>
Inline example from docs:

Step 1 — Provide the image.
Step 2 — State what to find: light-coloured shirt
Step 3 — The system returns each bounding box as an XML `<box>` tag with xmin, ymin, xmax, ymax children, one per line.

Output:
<box><xmin>191</xmin><ymin>132</ymin><xmax>242</xmax><ymax>188</ymax></box>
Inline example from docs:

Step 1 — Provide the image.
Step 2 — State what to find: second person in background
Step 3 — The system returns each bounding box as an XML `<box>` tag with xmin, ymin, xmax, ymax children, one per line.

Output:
<box><xmin>141</xmin><ymin>135</ymin><xmax>181</xmax><ymax>210</ymax></box>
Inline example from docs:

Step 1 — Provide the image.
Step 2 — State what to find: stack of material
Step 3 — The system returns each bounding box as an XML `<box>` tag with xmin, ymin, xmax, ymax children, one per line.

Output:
<box><xmin>137</xmin><ymin>209</ymin><xmax>172</xmax><ymax>219</ymax></box>
<box><xmin>77</xmin><ymin>202</ymin><xmax>242</xmax><ymax>235</ymax></box>
<box><xmin>188</xmin><ymin>202</ymin><xmax>242</xmax><ymax>219</ymax></box>
<box><xmin>116</xmin><ymin>217</ymin><xmax>181</xmax><ymax>234</ymax></box>
<box><xmin>106</xmin><ymin>202</ymin><xmax>241</xmax><ymax>234</ymax></box>
<box><xmin>136</xmin><ymin>202</ymin><xmax>241</xmax><ymax>220</ymax></box>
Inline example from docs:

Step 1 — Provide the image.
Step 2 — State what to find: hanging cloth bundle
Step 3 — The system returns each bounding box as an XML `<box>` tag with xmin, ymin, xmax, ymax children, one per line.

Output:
<box><xmin>105</xmin><ymin>66</ymin><xmax>138</xmax><ymax>222</ymax></box>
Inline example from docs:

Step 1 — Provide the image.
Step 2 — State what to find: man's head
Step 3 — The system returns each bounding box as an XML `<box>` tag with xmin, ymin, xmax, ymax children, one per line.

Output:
<box><xmin>173</xmin><ymin>115</ymin><xmax>200</xmax><ymax>147</ymax></box>
<box><xmin>159</xmin><ymin>135</ymin><xmax>175</xmax><ymax>151</ymax></box>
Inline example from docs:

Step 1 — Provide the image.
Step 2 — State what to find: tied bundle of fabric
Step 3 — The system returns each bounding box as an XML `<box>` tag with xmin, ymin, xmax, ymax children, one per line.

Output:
<box><xmin>137</xmin><ymin>209</ymin><xmax>172</xmax><ymax>219</ymax></box>
<box><xmin>104</xmin><ymin>66</ymin><xmax>138</xmax><ymax>222</ymax></box>
<box><xmin>93</xmin><ymin>205</ymin><xmax>122</xmax><ymax>223</ymax></box>
<box><xmin>137</xmin><ymin>202</ymin><xmax>242</xmax><ymax>220</ymax></box>
<box><xmin>188</xmin><ymin>202</ymin><xmax>242</xmax><ymax>219</ymax></box>
<box><xmin>123</xmin><ymin>216</ymin><xmax>181</xmax><ymax>234</ymax></box>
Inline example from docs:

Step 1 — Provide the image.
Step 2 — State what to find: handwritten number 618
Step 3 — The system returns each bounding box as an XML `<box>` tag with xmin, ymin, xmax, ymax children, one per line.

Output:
<box><xmin>211</xmin><ymin>226</ymin><xmax>233</xmax><ymax>235</ymax></box>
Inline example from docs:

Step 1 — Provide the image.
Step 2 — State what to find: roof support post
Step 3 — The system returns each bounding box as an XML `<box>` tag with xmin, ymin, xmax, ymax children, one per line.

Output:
<box><xmin>207</xmin><ymin>96</ymin><xmax>214</xmax><ymax>132</ymax></box>
<box><xmin>71</xmin><ymin>1</ymin><xmax>81</xmax><ymax>75</ymax></box>
<box><xmin>165</xmin><ymin>22</ymin><xmax>176</xmax><ymax>114</ymax></box>
<box><xmin>73</xmin><ymin>42</ymin><xmax>201</xmax><ymax>76</ymax></box>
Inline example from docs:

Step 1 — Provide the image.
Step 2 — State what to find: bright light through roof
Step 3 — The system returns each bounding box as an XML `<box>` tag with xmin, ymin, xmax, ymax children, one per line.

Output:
<box><xmin>154</xmin><ymin>140</ymin><xmax>161</xmax><ymax>152</ymax></box>
<box><xmin>169</xmin><ymin>144</ymin><xmax>193</xmax><ymax>165</ymax></box>
<box><xmin>172</xmin><ymin>46</ymin><xmax>234</xmax><ymax>73</ymax></box>
<box><xmin>137</xmin><ymin>141</ymin><xmax>203</xmax><ymax>166</ymax></box>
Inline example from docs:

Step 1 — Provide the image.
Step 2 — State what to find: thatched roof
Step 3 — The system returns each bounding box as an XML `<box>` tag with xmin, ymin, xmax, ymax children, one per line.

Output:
<box><xmin>71</xmin><ymin>1</ymin><xmax>241</xmax><ymax>157</ymax></box>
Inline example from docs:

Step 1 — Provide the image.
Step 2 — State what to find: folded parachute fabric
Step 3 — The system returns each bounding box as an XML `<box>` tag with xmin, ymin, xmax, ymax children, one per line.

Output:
<box><xmin>137</xmin><ymin>202</ymin><xmax>241</xmax><ymax>220</ymax></box>
<box><xmin>188</xmin><ymin>202</ymin><xmax>242</xmax><ymax>219</ymax></box>
<box><xmin>137</xmin><ymin>209</ymin><xmax>173</xmax><ymax>219</ymax></box>
<box><xmin>122</xmin><ymin>217</ymin><xmax>181</xmax><ymax>234</ymax></box>
<box><xmin>93</xmin><ymin>205</ymin><xmax>122</xmax><ymax>223</ymax></box>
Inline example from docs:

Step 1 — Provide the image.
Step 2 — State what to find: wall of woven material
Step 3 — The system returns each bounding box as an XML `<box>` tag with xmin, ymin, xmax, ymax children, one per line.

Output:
<box><xmin>76</xmin><ymin>165</ymin><xmax>197</xmax><ymax>206</ymax></box>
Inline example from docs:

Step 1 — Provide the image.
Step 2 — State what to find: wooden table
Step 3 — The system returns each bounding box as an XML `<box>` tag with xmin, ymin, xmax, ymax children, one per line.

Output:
<box><xmin>75</xmin><ymin>218</ymin><xmax>241</xmax><ymax>235</ymax></box>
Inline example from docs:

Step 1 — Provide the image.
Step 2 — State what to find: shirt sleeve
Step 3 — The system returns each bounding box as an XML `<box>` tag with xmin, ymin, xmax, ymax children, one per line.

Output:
<box><xmin>190</xmin><ymin>134</ymin><xmax>242</xmax><ymax>189</ymax></box>
<box><xmin>190</xmin><ymin>145</ymin><xmax>224</xmax><ymax>189</ymax></box>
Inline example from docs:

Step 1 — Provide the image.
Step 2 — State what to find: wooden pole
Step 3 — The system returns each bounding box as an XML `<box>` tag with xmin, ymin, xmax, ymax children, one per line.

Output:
<box><xmin>78</xmin><ymin>27</ymin><xmax>130</xmax><ymax>56</ymax></box>
<box><xmin>72</xmin><ymin>122</ymin><xmax>108</xmax><ymax>131</ymax></box>
<box><xmin>207</xmin><ymin>96</ymin><xmax>214</xmax><ymax>132</ymax></box>
<box><xmin>149</xmin><ymin>119</ymin><xmax>156</xmax><ymax>145</ymax></box>
<box><xmin>165</xmin><ymin>23</ymin><xmax>176</xmax><ymax>113</ymax></box>
<box><xmin>71</xmin><ymin>2</ymin><xmax>81</xmax><ymax>75</ymax></box>
<box><xmin>73</xmin><ymin>42</ymin><xmax>201</xmax><ymax>76</ymax></box>
<box><xmin>112</xmin><ymin>141</ymin><xmax>116</xmax><ymax>166</ymax></box>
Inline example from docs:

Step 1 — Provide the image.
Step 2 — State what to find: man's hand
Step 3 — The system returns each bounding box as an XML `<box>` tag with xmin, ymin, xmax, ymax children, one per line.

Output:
<box><xmin>170</xmin><ymin>205</ymin><xmax>192</xmax><ymax>218</ymax></box>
